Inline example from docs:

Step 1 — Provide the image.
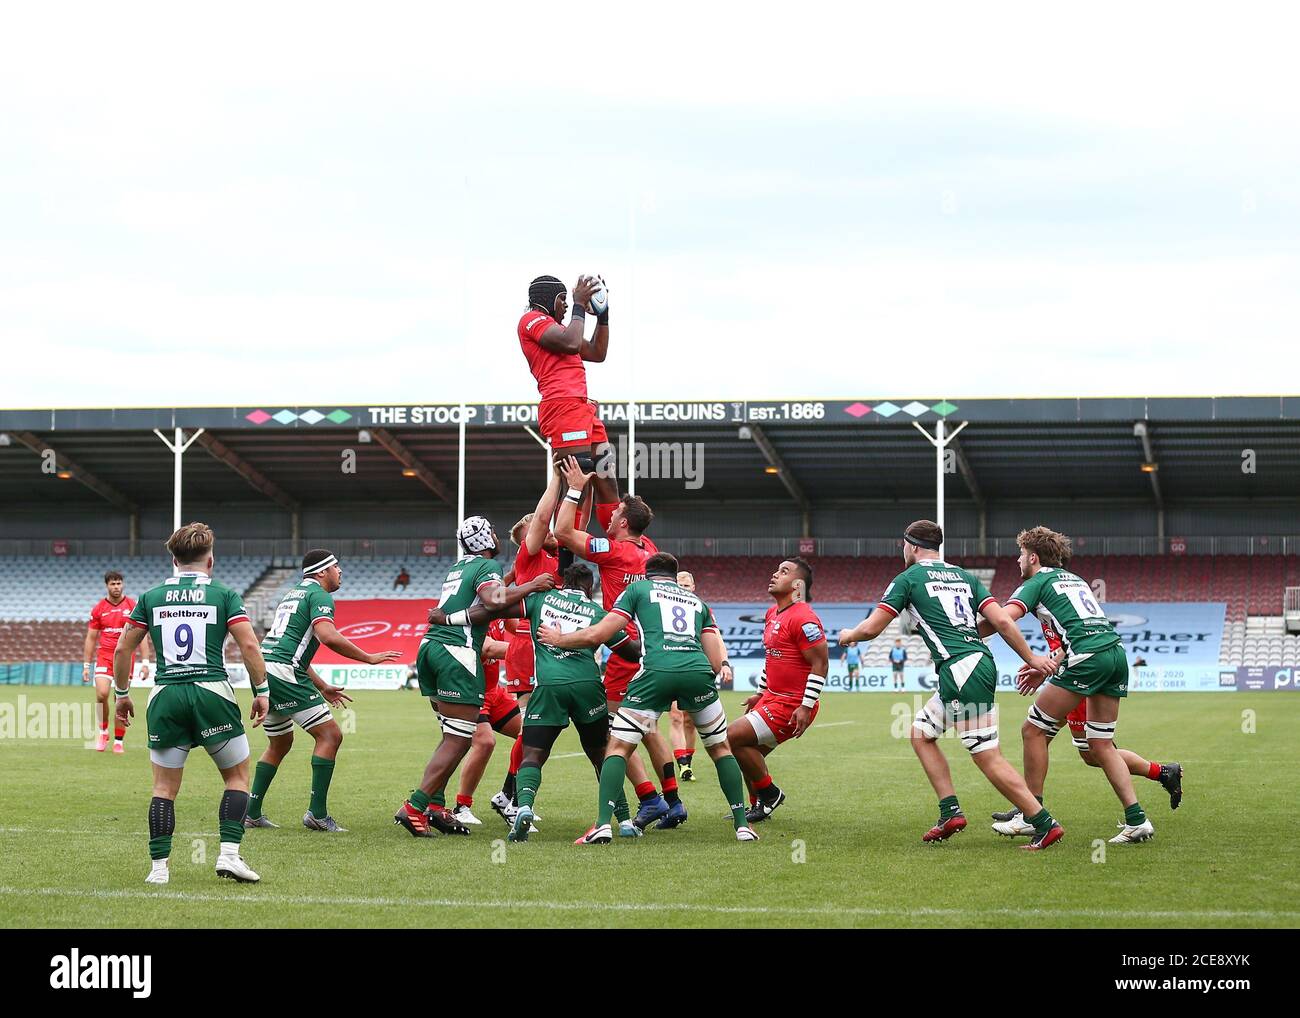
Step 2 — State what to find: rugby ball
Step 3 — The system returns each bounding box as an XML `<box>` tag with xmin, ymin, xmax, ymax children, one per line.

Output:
<box><xmin>588</xmin><ymin>276</ymin><xmax>608</xmax><ymax>315</ymax></box>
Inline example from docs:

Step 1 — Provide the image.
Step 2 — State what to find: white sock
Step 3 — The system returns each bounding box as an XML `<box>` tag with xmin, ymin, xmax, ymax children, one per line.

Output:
<box><xmin>150</xmin><ymin>858</ymin><xmax>169</xmax><ymax>874</ymax></box>
<box><xmin>218</xmin><ymin>841</ymin><xmax>241</xmax><ymax>859</ymax></box>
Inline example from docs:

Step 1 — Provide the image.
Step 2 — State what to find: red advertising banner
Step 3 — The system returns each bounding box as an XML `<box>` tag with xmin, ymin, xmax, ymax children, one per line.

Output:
<box><xmin>312</xmin><ymin>598</ymin><xmax>436</xmax><ymax>665</ymax></box>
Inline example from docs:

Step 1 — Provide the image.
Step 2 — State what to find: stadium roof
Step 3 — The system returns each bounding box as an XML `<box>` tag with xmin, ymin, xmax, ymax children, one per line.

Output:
<box><xmin>2</xmin><ymin>397</ymin><xmax>1299</xmax><ymax>511</ymax></box>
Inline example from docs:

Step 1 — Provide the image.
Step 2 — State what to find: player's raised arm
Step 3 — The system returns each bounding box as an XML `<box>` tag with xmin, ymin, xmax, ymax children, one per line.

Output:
<box><xmin>552</xmin><ymin>457</ymin><xmax>599</xmax><ymax>554</ymax></box>
<box><xmin>314</xmin><ymin>618</ymin><xmax>403</xmax><ymax>666</ymax></box>
<box><xmin>538</xmin><ymin>610</ymin><xmax>628</xmax><ymax>650</ymax></box>
<box><xmin>578</xmin><ymin>275</ymin><xmax>609</xmax><ymax>363</ymax></box>
<box><xmin>536</xmin><ymin>276</ymin><xmax>599</xmax><ymax>355</ymax></box>
<box><xmin>468</xmin><ymin>572</ymin><xmax>557</xmax><ymax>615</ymax></box>
<box><xmin>525</xmin><ymin>472</ymin><xmax>563</xmax><ymax>556</ymax></box>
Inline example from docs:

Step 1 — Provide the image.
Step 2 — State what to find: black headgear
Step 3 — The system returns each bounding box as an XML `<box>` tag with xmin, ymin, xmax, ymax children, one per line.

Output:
<box><xmin>528</xmin><ymin>275</ymin><xmax>566</xmax><ymax>316</ymax></box>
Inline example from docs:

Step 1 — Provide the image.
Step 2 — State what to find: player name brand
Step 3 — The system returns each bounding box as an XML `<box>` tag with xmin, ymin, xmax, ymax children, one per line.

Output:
<box><xmin>163</xmin><ymin>589</ymin><xmax>209</xmax><ymax>603</ymax></box>
<box><xmin>49</xmin><ymin>949</ymin><xmax>152</xmax><ymax>998</ymax></box>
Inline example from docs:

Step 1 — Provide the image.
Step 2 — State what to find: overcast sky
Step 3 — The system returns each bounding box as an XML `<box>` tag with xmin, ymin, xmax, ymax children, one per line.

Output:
<box><xmin>2</xmin><ymin>2</ymin><xmax>1296</xmax><ymax>408</ymax></box>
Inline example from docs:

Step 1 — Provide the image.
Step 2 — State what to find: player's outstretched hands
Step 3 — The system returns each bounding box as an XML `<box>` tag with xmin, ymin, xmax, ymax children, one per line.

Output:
<box><xmin>791</xmin><ymin>705</ymin><xmax>814</xmax><ymax>738</ymax></box>
<box><xmin>115</xmin><ymin>694</ymin><xmax>134</xmax><ymax>729</ymax></box>
<box><xmin>1015</xmin><ymin>664</ymin><xmax>1047</xmax><ymax>696</ymax></box>
<box><xmin>367</xmin><ymin>650</ymin><xmax>403</xmax><ymax>666</ymax></box>
<box><xmin>249</xmin><ymin>693</ymin><xmax>269</xmax><ymax>728</ymax></box>
<box><xmin>321</xmin><ymin>683</ymin><xmax>354</xmax><ymax>707</ymax></box>
<box><xmin>536</xmin><ymin>623</ymin><xmax>563</xmax><ymax>647</ymax></box>
<box><xmin>1027</xmin><ymin>653</ymin><xmax>1057</xmax><ymax>677</ymax></box>
<box><xmin>572</xmin><ymin>275</ymin><xmax>597</xmax><ymax>309</ymax></box>
<box><xmin>560</xmin><ymin>455</ymin><xmax>594</xmax><ymax>491</ymax></box>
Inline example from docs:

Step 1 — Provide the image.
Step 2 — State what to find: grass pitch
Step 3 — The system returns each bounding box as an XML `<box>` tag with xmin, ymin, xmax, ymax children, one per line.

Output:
<box><xmin>1</xmin><ymin>685</ymin><xmax>1296</xmax><ymax>928</ymax></box>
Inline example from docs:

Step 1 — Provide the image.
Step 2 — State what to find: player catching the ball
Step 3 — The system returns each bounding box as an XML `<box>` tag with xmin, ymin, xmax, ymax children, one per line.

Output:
<box><xmin>838</xmin><ymin>520</ymin><xmax>1067</xmax><ymax>850</ymax></box>
<box><xmin>728</xmin><ymin>558</ymin><xmax>827</xmax><ymax>824</ymax></box>
<box><xmin>517</xmin><ymin>273</ymin><xmax>616</xmax><ymax>572</ymax></box>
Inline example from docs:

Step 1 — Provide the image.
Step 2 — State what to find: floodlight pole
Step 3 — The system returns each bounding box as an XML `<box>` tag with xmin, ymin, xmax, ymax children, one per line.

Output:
<box><xmin>456</xmin><ymin>402</ymin><xmax>467</xmax><ymax>535</ymax></box>
<box><xmin>523</xmin><ymin>425</ymin><xmax>552</xmax><ymax>486</ymax></box>
<box><xmin>153</xmin><ymin>427</ymin><xmax>205</xmax><ymax>532</ymax></box>
<box><xmin>911</xmin><ymin>419</ymin><xmax>967</xmax><ymax>555</ymax></box>
<box><xmin>627</xmin><ymin>400</ymin><xmax>636</xmax><ymax>497</ymax></box>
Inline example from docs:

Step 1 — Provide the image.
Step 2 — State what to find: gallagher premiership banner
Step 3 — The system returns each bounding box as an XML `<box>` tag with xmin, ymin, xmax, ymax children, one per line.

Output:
<box><xmin>713</xmin><ymin>601</ymin><xmax>1231</xmax><ymax>694</ymax></box>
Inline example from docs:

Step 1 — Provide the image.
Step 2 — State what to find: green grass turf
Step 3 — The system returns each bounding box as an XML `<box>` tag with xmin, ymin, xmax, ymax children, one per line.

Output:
<box><xmin>1</xmin><ymin>685</ymin><xmax>1296</xmax><ymax>928</ymax></box>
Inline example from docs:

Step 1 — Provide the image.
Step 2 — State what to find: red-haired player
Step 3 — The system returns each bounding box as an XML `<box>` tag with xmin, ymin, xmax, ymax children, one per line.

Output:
<box><xmin>83</xmin><ymin>570</ymin><xmax>153</xmax><ymax>753</ymax></box>
<box><xmin>728</xmin><ymin>558</ymin><xmax>828</xmax><ymax>822</ymax></box>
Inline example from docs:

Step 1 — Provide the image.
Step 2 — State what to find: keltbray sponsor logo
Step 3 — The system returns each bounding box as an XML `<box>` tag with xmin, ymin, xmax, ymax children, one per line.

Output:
<box><xmin>49</xmin><ymin>949</ymin><xmax>151</xmax><ymax>998</ymax></box>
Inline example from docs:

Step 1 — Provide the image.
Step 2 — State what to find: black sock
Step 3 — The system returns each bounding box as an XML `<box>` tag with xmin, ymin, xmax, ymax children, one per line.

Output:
<box><xmin>218</xmin><ymin>789</ymin><xmax>250</xmax><ymax>845</ymax></box>
<box><xmin>501</xmin><ymin>771</ymin><xmax>517</xmax><ymax>801</ymax></box>
<box><xmin>637</xmin><ymin>786</ymin><xmax>658</xmax><ymax>804</ymax></box>
<box><xmin>682</xmin><ymin>753</ymin><xmax>693</xmax><ymax>768</ymax></box>
<box><xmin>759</xmin><ymin>782</ymin><xmax>782</xmax><ymax>805</ymax></box>
<box><xmin>664</xmin><ymin>787</ymin><xmax>680</xmax><ymax>806</ymax></box>
<box><xmin>148</xmin><ymin>796</ymin><xmax>175</xmax><ymax>861</ymax></box>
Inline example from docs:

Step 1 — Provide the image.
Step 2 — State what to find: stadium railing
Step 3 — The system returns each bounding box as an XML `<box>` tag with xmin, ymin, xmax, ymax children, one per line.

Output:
<box><xmin>3</xmin><ymin>535</ymin><xmax>1300</xmax><ymax>559</ymax></box>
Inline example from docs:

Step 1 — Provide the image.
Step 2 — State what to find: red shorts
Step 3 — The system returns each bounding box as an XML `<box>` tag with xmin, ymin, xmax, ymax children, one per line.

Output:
<box><xmin>538</xmin><ymin>397</ymin><xmax>608</xmax><ymax>451</ymax></box>
<box><xmin>479</xmin><ymin>682</ymin><xmax>520</xmax><ymax>731</ymax></box>
<box><xmin>744</xmin><ymin>692</ymin><xmax>819</xmax><ymax>748</ymax></box>
<box><xmin>603</xmin><ymin>653</ymin><xmax>640</xmax><ymax>705</ymax></box>
<box><xmin>504</xmin><ymin>636</ymin><xmax>535</xmax><ymax>696</ymax></box>
<box><xmin>1066</xmin><ymin>699</ymin><xmax>1089</xmax><ymax>749</ymax></box>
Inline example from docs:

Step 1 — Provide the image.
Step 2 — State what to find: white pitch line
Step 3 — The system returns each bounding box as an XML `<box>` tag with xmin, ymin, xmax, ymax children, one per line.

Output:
<box><xmin>0</xmin><ymin>885</ymin><xmax>1293</xmax><ymax>922</ymax></box>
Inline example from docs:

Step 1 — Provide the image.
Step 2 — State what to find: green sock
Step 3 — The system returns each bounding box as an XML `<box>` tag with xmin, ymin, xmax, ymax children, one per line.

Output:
<box><xmin>431</xmin><ymin>788</ymin><xmax>446</xmax><ymax>808</ymax></box>
<box><xmin>409</xmin><ymin>788</ymin><xmax>431</xmax><ymax>812</ymax></box>
<box><xmin>218</xmin><ymin>819</ymin><xmax>244</xmax><ymax>845</ymax></box>
<box><xmin>613</xmin><ymin>793</ymin><xmax>631</xmax><ymax>823</ymax></box>
<box><xmin>517</xmin><ymin>765</ymin><xmax>542</xmax><ymax>809</ymax></box>
<box><xmin>247</xmin><ymin>761</ymin><xmax>277</xmax><ymax>820</ymax></box>
<box><xmin>1035</xmin><ymin>794</ymin><xmax>1044</xmax><ymax>805</ymax></box>
<box><xmin>1025</xmin><ymin>808</ymin><xmax>1054</xmax><ymax>834</ymax></box>
<box><xmin>939</xmin><ymin>795</ymin><xmax>963</xmax><ymax>820</ymax></box>
<box><xmin>148</xmin><ymin>836</ymin><xmax>171</xmax><ymax>861</ymax></box>
<box><xmin>714</xmin><ymin>754</ymin><xmax>749</xmax><ymax>829</ymax></box>
<box><xmin>597</xmin><ymin>756</ymin><xmax>629</xmax><ymax>827</ymax></box>
<box><xmin>309</xmin><ymin>755</ymin><xmax>335</xmax><ymax>817</ymax></box>
<box><xmin>1124</xmin><ymin>802</ymin><xmax>1147</xmax><ymax>826</ymax></box>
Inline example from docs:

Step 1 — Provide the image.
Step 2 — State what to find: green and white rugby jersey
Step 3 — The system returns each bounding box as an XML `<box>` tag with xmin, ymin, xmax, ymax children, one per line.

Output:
<box><xmin>610</xmin><ymin>576</ymin><xmax>719</xmax><ymax>674</ymax></box>
<box><xmin>877</xmin><ymin>559</ymin><xmax>996</xmax><ymax>665</ymax></box>
<box><xmin>423</xmin><ymin>554</ymin><xmax>503</xmax><ymax>653</ymax></box>
<box><xmin>1008</xmin><ymin>567</ymin><xmax>1119</xmax><ymax>664</ymax></box>
<box><xmin>127</xmin><ymin>572</ymin><xmax>249</xmax><ymax>684</ymax></box>
<box><xmin>261</xmin><ymin>578</ymin><xmax>335</xmax><ymax>676</ymax></box>
<box><xmin>524</xmin><ymin>587</ymin><xmax>631</xmax><ymax>685</ymax></box>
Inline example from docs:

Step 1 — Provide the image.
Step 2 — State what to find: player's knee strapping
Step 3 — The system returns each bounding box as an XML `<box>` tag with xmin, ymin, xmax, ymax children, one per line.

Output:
<box><xmin>609</xmin><ymin>707</ymin><xmax>654</xmax><ymax>745</ymax></box>
<box><xmin>1026</xmin><ymin>703</ymin><xmax>1062</xmax><ymax>737</ymax></box>
<box><xmin>912</xmin><ymin>694</ymin><xmax>947</xmax><ymax>740</ymax></box>
<box><xmin>1084</xmin><ymin>720</ymin><xmax>1116</xmax><ymax>742</ymax></box>
<box><xmin>689</xmin><ymin>700</ymin><xmax>729</xmax><ymax>747</ymax></box>
<box><xmin>960</xmin><ymin>724</ymin><xmax>1000</xmax><ymax>754</ymax></box>
<box><xmin>437</xmin><ymin>713</ymin><xmax>478</xmax><ymax>740</ymax></box>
